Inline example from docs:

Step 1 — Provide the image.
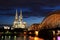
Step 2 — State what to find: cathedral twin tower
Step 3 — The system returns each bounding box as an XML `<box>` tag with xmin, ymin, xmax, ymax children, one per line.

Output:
<box><xmin>12</xmin><ymin>10</ymin><xmax>26</xmax><ymax>28</ymax></box>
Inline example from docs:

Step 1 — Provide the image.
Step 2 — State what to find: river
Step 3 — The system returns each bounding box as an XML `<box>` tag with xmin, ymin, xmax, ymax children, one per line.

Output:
<box><xmin>0</xmin><ymin>35</ymin><xmax>44</xmax><ymax>40</ymax></box>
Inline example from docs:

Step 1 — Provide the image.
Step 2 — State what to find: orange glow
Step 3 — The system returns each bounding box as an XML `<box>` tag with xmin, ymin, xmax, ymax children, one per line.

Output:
<box><xmin>41</xmin><ymin>13</ymin><xmax>60</xmax><ymax>28</ymax></box>
<box><xmin>35</xmin><ymin>31</ymin><xmax>38</xmax><ymax>36</ymax></box>
<box><xmin>53</xmin><ymin>37</ymin><xmax>56</xmax><ymax>40</ymax></box>
<box><xmin>24</xmin><ymin>32</ymin><xmax>26</xmax><ymax>35</ymax></box>
<box><xmin>29</xmin><ymin>32</ymin><xmax>32</xmax><ymax>34</ymax></box>
<box><xmin>34</xmin><ymin>37</ymin><xmax>39</xmax><ymax>40</ymax></box>
<box><xmin>29</xmin><ymin>36</ymin><xmax>34</xmax><ymax>40</ymax></box>
<box><xmin>34</xmin><ymin>37</ymin><xmax>44</xmax><ymax>40</ymax></box>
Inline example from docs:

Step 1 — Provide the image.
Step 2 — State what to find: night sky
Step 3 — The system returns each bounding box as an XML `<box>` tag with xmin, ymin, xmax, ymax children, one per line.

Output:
<box><xmin>0</xmin><ymin>0</ymin><xmax>60</xmax><ymax>26</ymax></box>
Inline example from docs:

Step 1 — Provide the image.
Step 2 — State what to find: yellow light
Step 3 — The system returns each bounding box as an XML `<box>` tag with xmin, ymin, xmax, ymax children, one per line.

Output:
<box><xmin>53</xmin><ymin>31</ymin><xmax>55</xmax><ymax>35</ymax></box>
<box><xmin>34</xmin><ymin>37</ymin><xmax>39</xmax><ymax>40</ymax></box>
<box><xmin>35</xmin><ymin>31</ymin><xmax>38</xmax><ymax>36</ymax></box>
<box><xmin>34</xmin><ymin>37</ymin><xmax>44</xmax><ymax>40</ymax></box>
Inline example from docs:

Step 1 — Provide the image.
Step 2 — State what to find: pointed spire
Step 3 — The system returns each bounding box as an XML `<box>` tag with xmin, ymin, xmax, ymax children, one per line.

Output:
<box><xmin>12</xmin><ymin>9</ymin><xmax>18</xmax><ymax>28</ymax></box>
<box><xmin>20</xmin><ymin>10</ymin><xmax>23</xmax><ymax>20</ymax></box>
<box><xmin>15</xmin><ymin>9</ymin><xmax>18</xmax><ymax>20</ymax></box>
<box><xmin>19</xmin><ymin>10</ymin><xmax>23</xmax><ymax>22</ymax></box>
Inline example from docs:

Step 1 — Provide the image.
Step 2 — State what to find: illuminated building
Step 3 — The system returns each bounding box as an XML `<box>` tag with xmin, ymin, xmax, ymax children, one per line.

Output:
<box><xmin>41</xmin><ymin>11</ymin><xmax>60</xmax><ymax>29</ymax></box>
<box><xmin>12</xmin><ymin>10</ymin><xmax>27</xmax><ymax>28</ymax></box>
<box><xmin>18</xmin><ymin>10</ymin><xmax>26</xmax><ymax>28</ymax></box>
<box><xmin>39</xmin><ymin>11</ymin><xmax>60</xmax><ymax>40</ymax></box>
<box><xmin>28</xmin><ymin>24</ymin><xmax>40</xmax><ymax>31</ymax></box>
<box><xmin>12</xmin><ymin>10</ymin><xmax>18</xmax><ymax>28</ymax></box>
<box><xmin>4</xmin><ymin>26</ymin><xmax>10</xmax><ymax>29</ymax></box>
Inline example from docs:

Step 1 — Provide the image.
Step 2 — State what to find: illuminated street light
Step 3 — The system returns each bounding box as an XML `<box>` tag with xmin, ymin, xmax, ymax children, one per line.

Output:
<box><xmin>35</xmin><ymin>31</ymin><xmax>38</xmax><ymax>36</ymax></box>
<box><xmin>53</xmin><ymin>31</ymin><xmax>55</xmax><ymax>36</ymax></box>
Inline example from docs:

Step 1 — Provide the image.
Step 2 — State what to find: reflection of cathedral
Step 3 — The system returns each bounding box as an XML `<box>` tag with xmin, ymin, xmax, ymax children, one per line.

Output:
<box><xmin>12</xmin><ymin>10</ymin><xmax>26</xmax><ymax>28</ymax></box>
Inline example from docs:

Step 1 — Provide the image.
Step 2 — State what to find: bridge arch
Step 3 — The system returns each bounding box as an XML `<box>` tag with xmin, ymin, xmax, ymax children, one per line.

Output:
<box><xmin>41</xmin><ymin>10</ymin><xmax>60</xmax><ymax>29</ymax></box>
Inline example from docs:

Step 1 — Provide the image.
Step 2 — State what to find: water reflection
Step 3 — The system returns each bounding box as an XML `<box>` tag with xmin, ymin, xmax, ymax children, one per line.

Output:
<box><xmin>29</xmin><ymin>36</ymin><xmax>34</xmax><ymax>40</ymax></box>
<box><xmin>0</xmin><ymin>36</ymin><xmax>44</xmax><ymax>40</ymax></box>
<box><xmin>14</xmin><ymin>36</ymin><xmax>16</xmax><ymax>40</ymax></box>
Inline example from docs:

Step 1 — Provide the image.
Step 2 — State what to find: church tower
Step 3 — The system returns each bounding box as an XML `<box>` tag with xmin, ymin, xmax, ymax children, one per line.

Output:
<box><xmin>19</xmin><ymin>10</ymin><xmax>23</xmax><ymax>22</ymax></box>
<box><xmin>18</xmin><ymin>10</ymin><xmax>26</xmax><ymax>28</ymax></box>
<box><xmin>12</xmin><ymin>10</ymin><xmax>18</xmax><ymax>28</ymax></box>
<box><xmin>12</xmin><ymin>9</ymin><xmax>27</xmax><ymax>29</ymax></box>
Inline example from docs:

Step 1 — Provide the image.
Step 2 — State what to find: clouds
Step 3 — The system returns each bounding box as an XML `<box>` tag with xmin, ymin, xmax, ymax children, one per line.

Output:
<box><xmin>23</xmin><ymin>17</ymin><xmax>44</xmax><ymax>26</ymax></box>
<box><xmin>0</xmin><ymin>0</ymin><xmax>60</xmax><ymax>17</ymax></box>
<box><xmin>0</xmin><ymin>6</ymin><xmax>60</xmax><ymax>18</ymax></box>
<box><xmin>0</xmin><ymin>0</ymin><xmax>60</xmax><ymax>25</ymax></box>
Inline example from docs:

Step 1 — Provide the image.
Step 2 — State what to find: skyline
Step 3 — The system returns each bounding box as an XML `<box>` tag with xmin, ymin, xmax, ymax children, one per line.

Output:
<box><xmin>0</xmin><ymin>11</ymin><xmax>44</xmax><ymax>26</ymax></box>
<box><xmin>0</xmin><ymin>0</ymin><xmax>60</xmax><ymax>26</ymax></box>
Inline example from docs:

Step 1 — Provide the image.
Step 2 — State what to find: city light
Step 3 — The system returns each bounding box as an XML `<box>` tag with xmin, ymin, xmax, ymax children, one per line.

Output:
<box><xmin>4</xmin><ymin>26</ymin><xmax>10</xmax><ymax>29</ymax></box>
<box><xmin>35</xmin><ymin>31</ymin><xmax>38</xmax><ymax>36</ymax></box>
<box><xmin>57</xmin><ymin>36</ymin><xmax>60</xmax><ymax>40</ymax></box>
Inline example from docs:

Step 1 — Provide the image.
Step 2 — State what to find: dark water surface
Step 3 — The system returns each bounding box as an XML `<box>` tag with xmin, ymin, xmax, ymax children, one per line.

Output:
<box><xmin>0</xmin><ymin>36</ymin><xmax>29</xmax><ymax>40</ymax></box>
<box><xmin>0</xmin><ymin>35</ymin><xmax>44</xmax><ymax>40</ymax></box>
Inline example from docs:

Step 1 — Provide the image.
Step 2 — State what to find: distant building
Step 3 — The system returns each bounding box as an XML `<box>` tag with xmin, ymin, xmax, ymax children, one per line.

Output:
<box><xmin>12</xmin><ymin>10</ymin><xmax>27</xmax><ymax>28</ymax></box>
<box><xmin>28</xmin><ymin>23</ymin><xmax>40</xmax><ymax>31</ymax></box>
<box><xmin>4</xmin><ymin>26</ymin><xmax>10</xmax><ymax>29</ymax></box>
<box><xmin>12</xmin><ymin>10</ymin><xmax>18</xmax><ymax>28</ymax></box>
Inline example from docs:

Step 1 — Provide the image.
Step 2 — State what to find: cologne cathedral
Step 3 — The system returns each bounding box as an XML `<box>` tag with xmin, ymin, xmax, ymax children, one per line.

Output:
<box><xmin>12</xmin><ymin>10</ymin><xmax>26</xmax><ymax>28</ymax></box>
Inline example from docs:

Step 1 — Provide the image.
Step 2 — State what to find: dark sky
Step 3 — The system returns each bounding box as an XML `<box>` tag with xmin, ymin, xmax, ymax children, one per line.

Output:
<box><xmin>0</xmin><ymin>0</ymin><xmax>60</xmax><ymax>26</ymax></box>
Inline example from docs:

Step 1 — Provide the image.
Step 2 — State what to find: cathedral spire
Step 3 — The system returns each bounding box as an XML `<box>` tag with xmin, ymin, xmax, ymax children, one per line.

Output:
<box><xmin>13</xmin><ymin>9</ymin><xmax>18</xmax><ymax>28</ymax></box>
<box><xmin>19</xmin><ymin>10</ymin><xmax>23</xmax><ymax>22</ymax></box>
<box><xmin>15</xmin><ymin>9</ymin><xmax>18</xmax><ymax>20</ymax></box>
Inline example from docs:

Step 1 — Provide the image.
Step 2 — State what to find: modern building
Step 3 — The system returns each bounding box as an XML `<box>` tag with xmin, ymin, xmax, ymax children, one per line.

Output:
<box><xmin>12</xmin><ymin>10</ymin><xmax>27</xmax><ymax>29</ymax></box>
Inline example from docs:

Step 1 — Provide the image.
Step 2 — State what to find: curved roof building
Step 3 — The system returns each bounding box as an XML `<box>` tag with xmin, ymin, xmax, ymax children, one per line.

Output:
<box><xmin>41</xmin><ymin>11</ymin><xmax>60</xmax><ymax>29</ymax></box>
<box><xmin>28</xmin><ymin>23</ymin><xmax>40</xmax><ymax>31</ymax></box>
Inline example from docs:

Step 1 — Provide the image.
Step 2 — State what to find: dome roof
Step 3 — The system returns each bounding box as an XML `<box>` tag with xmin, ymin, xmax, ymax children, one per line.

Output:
<box><xmin>41</xmin><ymin>10</ymin><xmax>60</xmax><ymax>29</ymax></box>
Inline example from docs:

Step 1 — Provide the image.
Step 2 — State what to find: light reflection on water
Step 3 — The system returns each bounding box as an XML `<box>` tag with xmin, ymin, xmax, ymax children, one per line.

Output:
<box><xmin>0</xmin><ymin>36</ymin><xmax>44</xmax><ymax>40</ymax></box>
